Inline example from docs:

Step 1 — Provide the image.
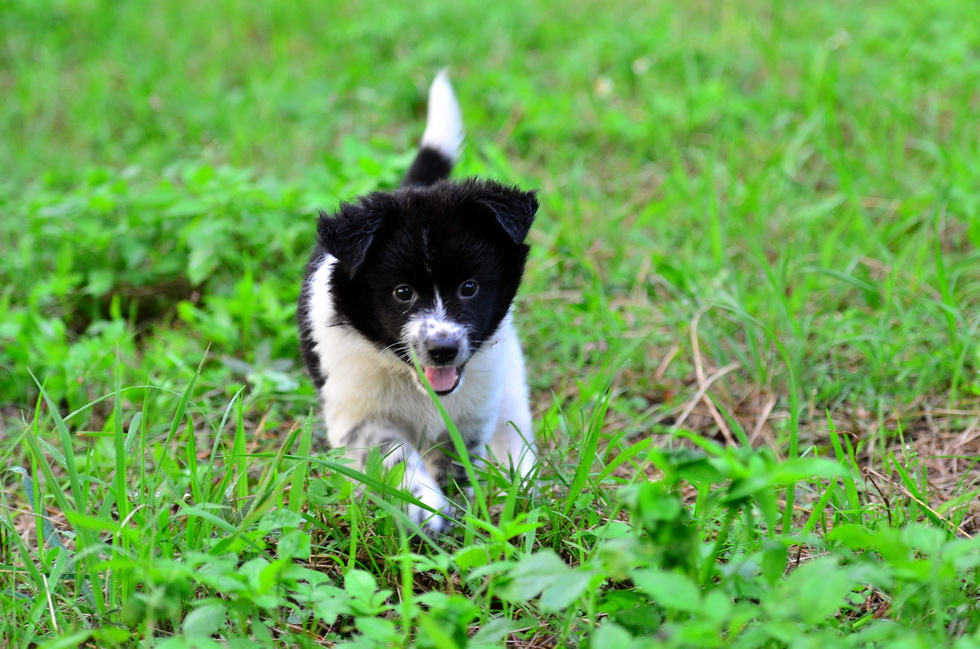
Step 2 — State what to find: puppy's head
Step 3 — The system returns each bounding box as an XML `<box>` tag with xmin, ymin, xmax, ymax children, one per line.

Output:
<box><xmin>318</xmin><ymin>179</ymin><xmax>538</xmax><ymax>395</ymax></box>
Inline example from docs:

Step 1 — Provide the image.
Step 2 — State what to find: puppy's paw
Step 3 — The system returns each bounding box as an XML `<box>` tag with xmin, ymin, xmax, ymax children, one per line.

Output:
<box><xmin>408</xmin><ymin>502</ymin><xmax>453</xmax><ymax>536</ymax></box>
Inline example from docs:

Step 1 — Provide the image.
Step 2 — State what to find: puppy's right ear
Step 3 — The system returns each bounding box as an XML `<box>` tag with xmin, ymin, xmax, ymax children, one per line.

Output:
<box><xmin>316</xmin><ymin>202</ymin><xmax>384</xmax><ymax>278</ymax></box>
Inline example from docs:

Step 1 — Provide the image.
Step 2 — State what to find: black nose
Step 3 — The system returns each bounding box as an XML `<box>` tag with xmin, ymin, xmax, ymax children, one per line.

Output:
<box><xmin>426</xmin><ymin>335</ymin><xmax>459</xmax><ymax>364</ymax></box>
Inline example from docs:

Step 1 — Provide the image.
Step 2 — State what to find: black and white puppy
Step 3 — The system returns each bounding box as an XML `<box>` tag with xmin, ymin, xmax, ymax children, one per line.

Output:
<box><xmin>297</xmin><ymin>72</ymin><xmax>538</xmax><ymax>535</ymax></box>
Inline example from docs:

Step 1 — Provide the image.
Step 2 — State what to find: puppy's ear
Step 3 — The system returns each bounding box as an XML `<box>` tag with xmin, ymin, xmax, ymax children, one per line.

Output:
<box><xmin>475</xmin><ymin>183</ymin><xmax>539</xmax><ymax>244</ymax></box>
<box><xmin>316</xmin><ymin>202</ymin><xmax>385</xmax><ymax>278</ymax></box>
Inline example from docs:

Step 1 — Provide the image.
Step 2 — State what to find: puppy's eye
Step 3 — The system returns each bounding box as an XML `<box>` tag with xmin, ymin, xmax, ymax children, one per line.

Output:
<box><xmin>459</xmin><ymin>280</ymin><xmax>479</xmax><ymax>298</ymax></box>
<box><xmin>393</xmin><ymin>285</ymin><xmax>415</xmax><ymax>302</ymax></box>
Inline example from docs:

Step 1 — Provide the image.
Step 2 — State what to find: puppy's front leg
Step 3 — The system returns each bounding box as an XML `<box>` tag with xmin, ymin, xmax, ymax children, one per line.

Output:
<box><xmin>424</xmin><ymin>419</ymin><xmax>494</xmax><ymax>502</ymax></box>
<box><xmin>335</xmin><ymin>421</ymin><xmax>453</xmax><ymax>535</ymax></box>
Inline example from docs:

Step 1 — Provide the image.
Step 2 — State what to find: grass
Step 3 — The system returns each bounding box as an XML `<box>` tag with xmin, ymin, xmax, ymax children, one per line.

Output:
<box><xmin>2</xmin><ymin>0</ymin><xmax>980</xmax><ymax>646</ymax></box>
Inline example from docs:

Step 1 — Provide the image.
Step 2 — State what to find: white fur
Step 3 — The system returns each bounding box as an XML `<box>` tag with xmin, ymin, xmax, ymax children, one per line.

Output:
<box><xmin>400</xmin><ymin>304</ymin><xmax>471</xmax><ymax>386</ymax></box>
<box><xmin>420</xmin><ymin>69</ymin><xmax>464</xmax><ymax>161</ymax></box>
<box><xmin>302</xmin><ymin>256</ymin><xmax>535</xmax><ymax>534</ymax></box>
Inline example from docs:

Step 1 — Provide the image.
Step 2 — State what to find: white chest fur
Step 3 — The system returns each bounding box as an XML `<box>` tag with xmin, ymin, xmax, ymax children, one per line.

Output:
<box><xmin>303</xmin><ymin>255</ymin><xmax>517</xmax><ymax>449</ymax></box>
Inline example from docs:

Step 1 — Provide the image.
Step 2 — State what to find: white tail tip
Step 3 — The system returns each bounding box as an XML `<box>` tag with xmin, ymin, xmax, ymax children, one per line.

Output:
<box><xmin>420</xmin><ymin>69</ymin><xmax>464</xmax><ymax>161</ymax></box>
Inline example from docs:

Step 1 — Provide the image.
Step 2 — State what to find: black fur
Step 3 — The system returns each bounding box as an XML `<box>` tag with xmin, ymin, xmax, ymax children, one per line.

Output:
<box><xmin>402</xmin><ymin>147</ymin><xmax>454</xmax><ymax>188</ymax></box>
<box><xmin>315</xmin><ymin>202</ymin><xmax>385</xmax><ymax>278</ymax></box>
<box><xmin>316</xmin><ymin>178</ymin><xmax>538</xmax><ymax>365</ymax></box>
<box><xmin>297</xmin><ymin>136</ymin><xmax>539</xmax><ymax>386</ymax></box>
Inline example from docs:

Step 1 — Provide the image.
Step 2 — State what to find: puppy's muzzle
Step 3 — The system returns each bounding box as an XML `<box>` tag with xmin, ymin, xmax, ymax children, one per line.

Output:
<box><xmin>426</xmin><ymin>333</ymin><xmax>460</xmax><ymax>364</ymax></box>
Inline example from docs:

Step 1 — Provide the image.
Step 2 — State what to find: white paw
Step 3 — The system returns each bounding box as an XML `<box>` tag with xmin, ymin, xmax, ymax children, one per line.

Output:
<box><xmin>408</xmin><ymin>502</ymin><xmax>453</xmax><ymax>536</ymax></box>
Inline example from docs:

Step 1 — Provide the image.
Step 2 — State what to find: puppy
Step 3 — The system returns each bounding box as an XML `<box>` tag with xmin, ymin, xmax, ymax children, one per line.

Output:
<box><xmin>297</xmin><ymin>71</ymin><xmax>538</xmax><ymax>535</ymax></box>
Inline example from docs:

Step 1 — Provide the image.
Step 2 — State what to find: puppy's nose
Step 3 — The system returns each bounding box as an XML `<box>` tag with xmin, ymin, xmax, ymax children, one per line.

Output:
<box><xmin>426</xmin><ymin>335</ymin><xmax>459</xmax><ymax>364</ymax></box>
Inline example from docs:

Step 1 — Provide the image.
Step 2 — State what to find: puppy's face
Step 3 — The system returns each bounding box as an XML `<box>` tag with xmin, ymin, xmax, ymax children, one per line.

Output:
<box><xmin>319</xmin><ymin>179</ymin><xmax>538</xmax><ymax>395</ymax></box>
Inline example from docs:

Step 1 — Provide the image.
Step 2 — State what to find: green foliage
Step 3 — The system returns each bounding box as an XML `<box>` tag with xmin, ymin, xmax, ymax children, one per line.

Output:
<box><xmin>5</xmin><ymin>367</ymin><xmax>980</xmax><ymax>646</ymax></box>
<box><xmin>3</xmin><ymin>0</ymin><xmax>980</xmax><ymax>646</ymax></box>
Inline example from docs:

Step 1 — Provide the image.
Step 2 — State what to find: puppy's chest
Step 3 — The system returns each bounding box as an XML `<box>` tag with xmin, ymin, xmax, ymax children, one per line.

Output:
<box><xmin>321</xmin><ymin>358</ymin><xmax>498</xmax><ymax>440</ymax></box>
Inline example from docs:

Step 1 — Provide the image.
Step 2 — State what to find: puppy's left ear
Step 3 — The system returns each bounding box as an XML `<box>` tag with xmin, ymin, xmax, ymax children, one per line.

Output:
<box><xmin>476</xmin><ymin>183</ymin><xmax>539</xmax><ymax>244</ymax></box>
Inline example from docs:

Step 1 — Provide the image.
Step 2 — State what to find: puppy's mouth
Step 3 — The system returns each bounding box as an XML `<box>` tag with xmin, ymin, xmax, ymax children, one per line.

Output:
<box><xmin>421</xmin><ymin>365</ymin><xmax>464</xmax><ymax>395</ymax></box>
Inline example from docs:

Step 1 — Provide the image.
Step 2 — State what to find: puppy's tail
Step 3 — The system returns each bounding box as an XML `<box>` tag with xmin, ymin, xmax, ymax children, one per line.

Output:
<box><xmin>402</xmin><ymin>70</ymin><xmax>463</xmax><ymax>188</ymax></box>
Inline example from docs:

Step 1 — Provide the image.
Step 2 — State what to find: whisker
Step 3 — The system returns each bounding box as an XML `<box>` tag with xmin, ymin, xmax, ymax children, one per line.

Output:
<box><xmin>382</xmin><ymin>341</ymin><xmax>415</xmax><ymax>358</ymax></box>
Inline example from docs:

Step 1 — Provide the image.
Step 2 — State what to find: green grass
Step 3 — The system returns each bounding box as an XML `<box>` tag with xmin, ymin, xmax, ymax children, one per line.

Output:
<box><xmin>2</xmin><ymin>0</ymin><xmax>980</xmax><ymax>646</ymax></box>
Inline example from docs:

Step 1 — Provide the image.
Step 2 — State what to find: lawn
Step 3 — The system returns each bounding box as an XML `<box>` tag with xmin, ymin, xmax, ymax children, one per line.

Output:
<box><xmin>2</xmin><ymin>0</ymin><xmax>979</xmax><ymax>646</ymax></box>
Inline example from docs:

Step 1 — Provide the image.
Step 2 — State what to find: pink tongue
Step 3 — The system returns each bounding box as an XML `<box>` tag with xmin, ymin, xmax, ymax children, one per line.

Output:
<box><xmin>423</xmin><ymin>367</ymin><xmax>459</xmax><ymax>392</ymax></box>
